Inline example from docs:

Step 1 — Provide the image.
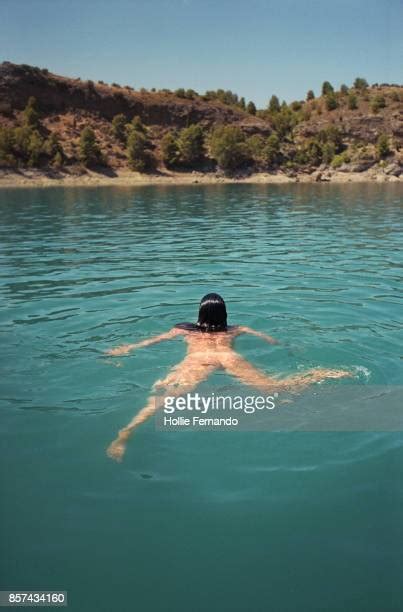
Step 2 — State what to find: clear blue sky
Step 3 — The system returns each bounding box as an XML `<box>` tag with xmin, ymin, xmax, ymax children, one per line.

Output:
<box><xmin>1</xmin><ymin>0</ymin><xmax>402</xmax><ymax>107</ymax></box>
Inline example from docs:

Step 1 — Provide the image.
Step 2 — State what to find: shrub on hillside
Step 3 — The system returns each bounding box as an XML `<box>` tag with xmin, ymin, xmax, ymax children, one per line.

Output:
<box><xmin>246</xmin><ymin>101</ymin><xmax>256</xmax><ymax>115</ymax></box>
<box><xmin>130</xmin><ymin>116</ymin><xmax>146</xmax><ymax>134</ymax></box>
<box><xmin>305</xmin><ymin>140</ymin><xmax>323</xmax><ymax>166</ymax></box>
<box><xmin>353</xmin><ymin>77</ymin><xmax>368</xmax><ymax>90</ymax></box>
<box><xmin>43</xmin><ymin>133</ymin><xmax>64</xmax><ymax>160</ymax></box>
<box><xmin>0</xmin><ymin>123</ymin><xmax>63</xmax><ymax>168</ymax></box>
<box><xmin>23</xmin><ymin>96</ymin><xmax>40</xmax><ymax>128</ymax></box>
<box><xmin>0</xmin><ymin>127</ymin><xmax>16</xmax><ymax>166</ymax></box>
<box><xmin>246</xmin><ymin>134</ymin><xmax>265</xmax><ymax>160</ymax></box>
<box><xmin>53</xmin><ymin>151</ymin><xmax>64</xmax><ymax>168</ymax></box>
<box><xmin>331</xmin><ymin>151</ymin><xmax>351</xmax><ymax>168</ymax></box>
<box><xmin>321</xmin><ymin>81</ymin><xmax>334</xmax><ymax>96</ymax></box>
<box><xmin>208</xmin><ymin>126</ymin><xmax>250</xmax><ymax>172</ymax></box>
<box><xmin>270</xmin><ymin>106</ymin><xmax>299</xmax><ymax>139</ymax></box>
<box><xmin>325</xmin><ymin>93</ymin><xmax>338</xmax><ymax>111</ymax></box>
<box><xmin>204</xmin><ymin>89</ymin><xmax>240</xmax><ymax>107</ymax></box>
<box><xmin>111</xmin><ymin>113</ymin><xmax>128</xmax><ymax>142</ymax></box>
<box><xmin>290</xmin><ymin>101</ymin><xmax>303</xmax><ymax>111</ymax></box>
<box><xmin>161</xmin><ymin>131</ymin><xmax>179</xmax><ymax>168</ymax></box>
<box><xmin>268</xmin><ymin>95</ymin><xmax>280</xmax><ymax>113</ymax></box>
<box><xmin>371</xmin><ymin>95</ymin><xmax>386</xmax><ymax>113</ymax></box>
<box><xmin>317</xmin><ymin>126</ymin><xmax>343</xmax><ymax>152</ymax></box>
<box><xmin>376</xmin><ymin>134</ymin><xmax>390</xmax><ymax>159</ymax></box>
<box><xmin>176</xmin><ymin>124</ymin><xmax>204</xmax><ymax>166</ymax></box>
<box><xmin>263</xmin><ymin>134</ymin><xmax>281</xmax><ymax>166</ymax></box>
<box><xmin>321</xmin><ymin>142</ymin><xmax>336</xmax><ymax>164</ymax></box>
<box><xmin>79</xmin><ymin>127</ymin><xmax>103</xmax><ymax>167</ymax></box>
<box><xmin>27</xmin><ymin>130</ymin><xmax>44</xmax><ymax>167</ymax></box>
<box><xmin>348</xmin><ymin>93</ymin><xmax>358</xmax><ymax>110</ymax></box>
<box><xmin>174</xmin><ymin>88</ymin><xmax>186</xmax><ymax>98</ymax></box>
<box><xmin>185</xmin><ymin>89</ymin><xmax>198</xmax><ymax>99</ymax></box>
<box><xmin>127</xmin><ymin>130</ymin><xmax>155</xmax><ymax>172</ymax></box>
<box><xmin>245</xmin><ymin>133</ymin><xmax>281</xmax><ymax>167</ymax></box>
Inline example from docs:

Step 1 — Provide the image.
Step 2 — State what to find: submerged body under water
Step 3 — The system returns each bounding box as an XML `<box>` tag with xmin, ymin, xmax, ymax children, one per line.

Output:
<box><xmin>0</xmin><ymin>183</ymin><xmax>402</xmax><ymax>612</ymax></box>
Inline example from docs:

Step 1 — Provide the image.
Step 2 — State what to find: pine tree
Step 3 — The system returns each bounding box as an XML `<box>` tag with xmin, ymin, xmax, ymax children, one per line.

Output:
<box><xmin>161</xmin><ymin>131</ymin><xmax>179</xmax><ymax>168</ymax></box>
<box><xmin>130</xmin><ymin>115</ymin><xmax>146</xmax><ymax>134</ymax></box>
<box><xmin>376</xmin><ymin>134</ymin><xmax>390</xmax><ymax>159</ymax></box>
<box><xmin>177</xmin><ymin>124</ymin><xmax>204</xmax><ymax>166</ymax></box>
<box><xmin>27</xmin><ymin>130</ymin><xmax>44</xmax><ymax>167</ymax></box>
<box><xmin>353</xmin><ymin>77</ymin><xmax>368</xmax><ymax>90</ymax></box>
<box><xmin>246</xmin><ymin>101</ymin><xmax>256</xmax><ymax>115</ymax></box>
<box><xmin>268</xmin><ymin>95</ymin><xmax>280</xmax><ymax>113</ymax></box>
<box><xmin>263</xmin><ymin>134</ymin><xmax>280</xmax><ymax>166</ymax></box>
<box><xmin>43</xmin><ymin>133</ymin><xmax>63</xmax><ymax>158</ymax></box>
<box><xmin>23</xmin><ymin>96</ymin><xmax>40</xmax><ymax>128</ymax></box>
<box><xmin>112</xmin><ymin>114</ymin><xmax>128</xmax><ymax>142</ymax></box>
<box><xmin>79</xmin><ymin>127</ymin><xmax>102</xmax><ymax>167</ymax></box>
<box><xmin>325</xmin><ymin>93</ymin><xmax>338</xmax><ymax>111</ymax></box>
<box><xmin>321</xmin><ymin>81</ymin><xmax>334</xmax><ymax>96</ymax></box>
<box><xmin>348</xmin><ymin>93</ymin><xmax>358</xmax><ymax>110</ymax></box>
<box><xmin>53</xmin><ymin>151</ymin><xmax>63</xmax><ymax>168</ymax></box>
<box><xmin>208</xmin><ymin>126</ymin><xmax>249</xmax><ymax>173</ymax></box>
<box><xmin>371</xmin><ymin>95</ymin><xmax>386</xmax><ymax>113</ymax></box>
<box><xmin>0</xmin><ymin>127</ymin><xmax>16</xmax><ymax>166</ymax></box>
<box><xmin>127</xmin><ymin>130</ymin><xmax>155</xmax><ymax>171</ymax></box>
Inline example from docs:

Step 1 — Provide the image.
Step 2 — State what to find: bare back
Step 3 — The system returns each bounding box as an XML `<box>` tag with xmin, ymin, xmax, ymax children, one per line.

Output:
<box><xmin>180</xmin><ymin>326</ymin><xmax>240</xmax><ymax>362</ymax></box>
<box><xmin>167</xmin><ymin>325</ymin><xmax>269</xmax><ymax>379</ymax></box>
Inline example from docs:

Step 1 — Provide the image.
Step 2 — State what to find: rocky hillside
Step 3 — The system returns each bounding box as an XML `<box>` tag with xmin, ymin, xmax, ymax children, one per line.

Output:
<box><xmin>0</xmin><ymin>61</ymin><xmax>402</xmax><ymax>177</ymax></box>
<box><xmin>0</xmin><ymin>62</ymin><xmax>269</xmax><ymax>129</ymax></box>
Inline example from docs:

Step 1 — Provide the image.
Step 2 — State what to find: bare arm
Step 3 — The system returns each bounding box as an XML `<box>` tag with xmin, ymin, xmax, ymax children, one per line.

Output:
<box><xmin>105</xmin><ymin>327</ymin><xmax>183</xmax><ymax>356</ymax></box>
<box><xmin>237</xmin><ymin>325</ymin><xmax>279</xmax><ymax>345</ymax></box>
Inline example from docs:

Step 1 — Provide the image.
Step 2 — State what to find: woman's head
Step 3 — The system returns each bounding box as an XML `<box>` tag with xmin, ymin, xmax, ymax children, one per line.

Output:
<box><xmin>197</xmin><ymin>293</ymin><xmax>227</xmax><ymax>332</ymax></box>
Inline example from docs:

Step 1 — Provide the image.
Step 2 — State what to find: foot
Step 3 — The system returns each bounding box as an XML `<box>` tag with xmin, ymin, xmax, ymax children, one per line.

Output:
<box><xmin>106</xmin><ymin>439</ymin><xmax>126</xmax><ymax>462</ymax></box>
<box><xmin>326</xmin><ymin>369</ymin><xmax>352</xmax><ymax>379</ymax></box>
<box><xmin>314</xmin><ymin>368</ymin><xmax>352</xmax><ymax>381</ymax></box>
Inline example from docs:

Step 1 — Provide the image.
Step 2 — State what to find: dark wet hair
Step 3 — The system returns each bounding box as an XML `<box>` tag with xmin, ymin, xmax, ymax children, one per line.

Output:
<box><xmin>197</xmin><ymin>293</ymin><xmax>227</xmax><ymax>332</ymax></box>
<box><xmin>175</xmin><ymin>293</ymin><xmax>228</xmax><ymax>333</ymax></box>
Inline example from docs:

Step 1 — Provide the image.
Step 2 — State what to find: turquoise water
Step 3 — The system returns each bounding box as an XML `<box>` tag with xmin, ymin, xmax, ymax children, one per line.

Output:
<box><xmin>0</xmin><ymin>184</ymin><xmax>402</xmax><ymax>611</ymax></box>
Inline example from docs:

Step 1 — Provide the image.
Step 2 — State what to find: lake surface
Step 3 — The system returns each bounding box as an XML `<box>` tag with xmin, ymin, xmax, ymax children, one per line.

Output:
<box><xmin>0</xmin><ymin>183</ymin><xmax>402</xmax><ymax>612</ymax></box>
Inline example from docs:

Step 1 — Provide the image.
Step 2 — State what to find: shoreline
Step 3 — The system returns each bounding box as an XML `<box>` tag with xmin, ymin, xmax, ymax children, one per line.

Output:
<box><xmin>0</xmin><ymin>168</ymin><xmax>402</xmax><ymax>189</ymax></box>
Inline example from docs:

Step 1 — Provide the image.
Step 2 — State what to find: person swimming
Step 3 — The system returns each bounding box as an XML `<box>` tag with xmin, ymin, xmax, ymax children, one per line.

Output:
<box><xmin>105</xmin><ymin>293</ymin><xmax>350</xmax><ymax>461</ymax></box>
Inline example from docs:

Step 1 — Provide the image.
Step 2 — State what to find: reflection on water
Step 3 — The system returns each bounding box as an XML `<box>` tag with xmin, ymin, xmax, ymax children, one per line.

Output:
<box><xmin>0</xmin><ymin>184</ymin><xmax>402</xmax><ymax>612</ymax></box>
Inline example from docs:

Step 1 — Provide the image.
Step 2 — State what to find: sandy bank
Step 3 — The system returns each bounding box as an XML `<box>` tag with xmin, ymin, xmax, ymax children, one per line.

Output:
<box><xmin>0</xmin><ymin>168</ymin><xmax>401</xmax><ymax>189</ymax></box>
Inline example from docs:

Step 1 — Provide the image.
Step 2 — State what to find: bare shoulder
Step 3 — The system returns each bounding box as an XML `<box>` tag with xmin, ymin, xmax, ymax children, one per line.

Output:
<box><xmin>227</xmin><ymin>325</ymin><xmax>245</xmax><ymax>336</ymax></box>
